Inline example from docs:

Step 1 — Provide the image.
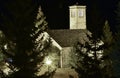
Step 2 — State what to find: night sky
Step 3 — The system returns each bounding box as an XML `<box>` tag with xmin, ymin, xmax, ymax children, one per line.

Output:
<box><xmin>0</xmin><ymin>0</ymin><xmax>119</xmax><ymax>37</ymax></box>
<box><xmin>39</xmin><ymin>0</ymin><xmax>118</xmax><ymax>37</ymax></box>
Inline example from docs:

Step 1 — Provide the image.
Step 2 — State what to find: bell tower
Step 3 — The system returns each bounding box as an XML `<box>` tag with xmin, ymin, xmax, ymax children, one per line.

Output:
<box><xmin>69</xmin><ymin>4</ymin><xmax>86</xmax><ymax>29</ymax></box>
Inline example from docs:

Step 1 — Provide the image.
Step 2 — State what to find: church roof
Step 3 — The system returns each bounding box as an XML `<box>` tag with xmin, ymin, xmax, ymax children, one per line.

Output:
<box><xmin>47</xmin><ymin>29</ymin><xmax>91</xmax><ymax>47</ymax></box>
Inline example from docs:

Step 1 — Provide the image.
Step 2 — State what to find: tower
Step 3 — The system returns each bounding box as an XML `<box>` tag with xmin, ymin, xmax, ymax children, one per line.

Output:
<box><xmin>69</xmin><ymin>4</ymin><xmax>86</xmax><ymax>29</ymax></box>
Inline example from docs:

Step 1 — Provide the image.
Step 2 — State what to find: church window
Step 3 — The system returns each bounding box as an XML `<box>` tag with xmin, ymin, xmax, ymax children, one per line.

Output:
<box><xmin>71</xmin><ymin>11</ymin><xmax>75</xmax><ymax>17</ymax></box>
<box><xmin>78</xmin><ymin>10</ymin><xmax>84</xmax><ymax>17</ymax></box>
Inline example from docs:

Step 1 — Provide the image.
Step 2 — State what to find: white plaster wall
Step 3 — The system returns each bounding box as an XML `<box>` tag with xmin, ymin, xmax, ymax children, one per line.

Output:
<box><xmin>69</xmin><ymin>5</ymin><xmax>86</xmax><ymax>29</ymax></box>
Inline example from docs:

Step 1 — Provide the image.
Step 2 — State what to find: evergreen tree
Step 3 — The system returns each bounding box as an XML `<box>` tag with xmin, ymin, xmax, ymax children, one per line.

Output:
<box><xmin>0</xmin><ymin>31</ymin><xmax>7</xmax><ymax>78</ymax></box>
<box><xmin>71</xmin><ymin>39</ymin><xmax>104</xmax><ymax>78</ymax></box>
<box><xmin>101</xmin><ymin>21</ymin><xmax>114</xmax><ymax>48</ymax></box>
<box><xmin>112</xmin><ymin>1</ymin><xmax>120</xmax><ymax>77</ymax></box>
<box><xmin>0</xmin><ymin>1</ymin><xmax>51</xmax><ymax>77</ymax></box>
<box><xmin>101</xmin><ymin>20</ymin><xmax>114</xmax><ymax>78</ymax></box>
<box><xmin>0</xmin><ymin>31</ymin><xmax>6</xmax><ymax>61</ymax></box>
<box><xmin>71</xmin><ymin>21</ymin><xmax>114</xmax><ymax>78</ymax></box>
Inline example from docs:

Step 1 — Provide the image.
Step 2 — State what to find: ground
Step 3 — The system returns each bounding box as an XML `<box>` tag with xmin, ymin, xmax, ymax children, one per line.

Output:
<box><xmin>53</xmin><ymin>68</ymin><xmax>78</xmax><ymax>78</ymax></box>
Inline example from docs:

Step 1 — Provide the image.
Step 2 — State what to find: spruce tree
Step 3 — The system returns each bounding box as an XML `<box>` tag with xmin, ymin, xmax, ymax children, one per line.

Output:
<box><xmin>0</xmin><ymin>31</ymin><xmax>7</xmax><ymax>78</ymax></box>
<box><xmin>0</xmin><ymin>1</ymin><xmax>50</xmax><ymax>77</ymax></box>
<box><xmin>112</xmin><ymin>1</ymin><xmax>120</xmax><ymax>77</ymax></box>
<box><xmin>71</xmin><ymin>39</ymin><xmax>104</xmax><ymax>78</ymax></box>
<box><xmin>71</xmin><ymin>22</ymin><xmax>114</xmax><ymax>78</ymax></box>
<box><xmin>101</xmin><ymin>21</ymin><xmax>114</xmax><ymax>49</ymax></box>
<box><xmin>70</xmin><ymin>30</ymin><xmax>103</xmax><ymax>78</ymax></box>
<box><xmin>101</xmin><ymin>20</ymin><xmax>114</xmax><ymax>78</ymax></box>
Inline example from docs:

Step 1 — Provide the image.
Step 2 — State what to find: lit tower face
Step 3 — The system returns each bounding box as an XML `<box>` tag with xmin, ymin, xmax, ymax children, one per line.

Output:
<box><xmin>69</xmin><ymin>5</ymin><xmax>86</xmax><ymax>29</ymax></box>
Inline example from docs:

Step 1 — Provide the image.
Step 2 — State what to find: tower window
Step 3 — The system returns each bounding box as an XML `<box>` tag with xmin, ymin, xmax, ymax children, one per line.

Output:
<box><xmin>78</xmin><ymin>10</ymin><xmax>84</xmax><ymax>17</ymax></box>
<box><xmin>71</xmin><ymin>11</ymin><xmax>75</xmax><ymax>17</ymax></box>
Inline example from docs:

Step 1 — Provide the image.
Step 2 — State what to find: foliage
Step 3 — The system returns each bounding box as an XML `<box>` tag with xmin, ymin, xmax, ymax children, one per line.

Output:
<box><xmin>0</xmin><ymin>31</ymin><xmax>6</xmax><ymax>61</ymax></box>
<box><xmin>0</xmin><ymin>1</ymin><xmax>53</xmax><ymax>77</ymax></box>
<box><xmin>71</xmin><ymin>39</ymin><xmax>103</xmax><ymax>78</ymax></box>
<box><xmin>71</xmin><ymin>21</ymin><xmax>114</xmax><ymax>78</ymax></box>
<box><xmin>101</xmin><ymin>20</ymin><xmax>114</xmax><ymax>78</ymax></box>
<box><xmin>112</xmin><ymin>1</ymin><xmax>120</xmax><ymax>78</ymax></box>
<box><xmin>115</xmin><ymin>0</ymin><xmax>120</xmax><ymax>31</ymax></box>
<box><xmin>101</xmin><ymin>21</ymin><xmax>114</xmax><ymax>54</ymax></box>
<box><xmin>0</xmin><ymin>31</ymin><xmax>7</xmax><ymax>78</ymax></box>
<box><xmin>35</xmin><ymin>33</ymin><xmax>60</xmax><ymax>77</ymax></box>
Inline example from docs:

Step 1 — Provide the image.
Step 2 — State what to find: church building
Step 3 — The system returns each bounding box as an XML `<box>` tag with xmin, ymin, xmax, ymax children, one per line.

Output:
<box><xmin>47</xmin><ymin>4</ymin><xmax>91</xmax><ymax>68</ymax></box>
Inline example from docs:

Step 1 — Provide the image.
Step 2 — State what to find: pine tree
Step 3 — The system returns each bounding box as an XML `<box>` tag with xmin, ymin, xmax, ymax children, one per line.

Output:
<box><xmin>101</xmin><ymin>21</ymin><xmax>114</xmax><ymax>49</ymax></box>
<box><xmin>101</xmin><ymin>20</ymin><xmax>114</xmax><ymax>56</ymax></box>
<box><xmin>112</xmin><ymin>1</ymin><xmax>120</xmax><ymax>77</ymax></box>
<box><xmin>100</xmin><ymin>20</ymin><xmax>114</xmax><ymax>78</ymax></box>
<box><xmin>71</xmin><ymin>22</ymin><xmax>114</xmax><ymax>78</ymax></box>
<box><xmin>71</xmin><ymin>39</ymin><xmax>104</xmax><ymax>78</ymax></box>
<box><xmin>70</xmin><ymin>30</ymin><xmax>103</xmax><ymax>78</ymax></box>
<box><xmin>31</xmin><ymin>6</ymin><xmax>48</xmax><ymax>40</ymax></box>
<box><xmin>0</xmin><ymin>31</ymin><xmax>7</xmax><ymax>78</ymax></box>
<box><xmin>0</xmin><ymin>1</ymin><xmax>51</xmax><ymax>77</ymax></box>
<box><xmin>0</xmin><ymin>31</ymin><xmax>6</xmax><ymax>61</ymax></box>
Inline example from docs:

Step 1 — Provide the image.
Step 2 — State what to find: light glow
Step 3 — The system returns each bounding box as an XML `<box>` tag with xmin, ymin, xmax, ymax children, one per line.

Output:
<box><xmin>46</xmin><ymin>58</ymin><xmax>52</xmax><ymax>65</ymax></box>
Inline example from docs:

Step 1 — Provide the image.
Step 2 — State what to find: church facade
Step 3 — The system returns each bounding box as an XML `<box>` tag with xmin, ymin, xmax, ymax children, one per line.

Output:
<box><xmin>46</xmin><ymin>4</ymin><xmax>91</xmax><ymax>68</ymax></box>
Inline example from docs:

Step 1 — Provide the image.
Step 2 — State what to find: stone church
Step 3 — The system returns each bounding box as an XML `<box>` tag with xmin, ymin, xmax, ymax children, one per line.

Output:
<box><xmin>46</xmin><ymin>4</ymin><xmax>91</xmax><ymax>68</ymax></box>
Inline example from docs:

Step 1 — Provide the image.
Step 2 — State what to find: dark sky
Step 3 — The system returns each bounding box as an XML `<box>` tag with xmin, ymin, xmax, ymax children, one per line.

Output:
<box><xmin>0</xmin><ymin>0</ymin><xmax>119</xmax><ymax>38</ymax></box>
<box><xmin>39</xmin><ymin>0</ymin><xmax>118</xmax><ymax>36</ymax></box>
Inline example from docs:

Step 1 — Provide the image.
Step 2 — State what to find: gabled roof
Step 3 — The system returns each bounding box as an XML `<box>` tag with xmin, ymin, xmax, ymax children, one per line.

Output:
<box><xmin>47</xmin><ymin>29</ymin><xmax>91</xmax><ymax>47</ymax></box>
